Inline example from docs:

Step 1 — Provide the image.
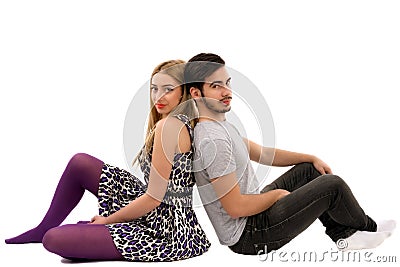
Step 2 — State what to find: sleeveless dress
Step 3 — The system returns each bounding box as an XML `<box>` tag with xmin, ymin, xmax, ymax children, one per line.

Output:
<box><xmin>97</xmin><ymin>114</ymin><xmax>211</xmax><ymax>262</ymax></box>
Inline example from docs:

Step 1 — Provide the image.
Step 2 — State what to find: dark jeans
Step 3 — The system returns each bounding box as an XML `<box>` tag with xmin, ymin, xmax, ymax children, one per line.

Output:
<box><xmin>229</xmin><ymin>163</ymin><xmax>377</xmax><ymax>255</ymax></box>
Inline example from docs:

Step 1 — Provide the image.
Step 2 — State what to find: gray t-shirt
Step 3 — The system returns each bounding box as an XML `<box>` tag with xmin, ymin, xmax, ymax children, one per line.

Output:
<box><xmin>193</xmin><ymin>120</ymin><xmax>260</xmax><ymax>246</ymax></box>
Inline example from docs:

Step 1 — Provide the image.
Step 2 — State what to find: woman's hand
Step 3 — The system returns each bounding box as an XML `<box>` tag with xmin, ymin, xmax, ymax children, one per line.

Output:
<box><xmin>90</xmin><ymin>215</ymin><xmax>109</xmax><ymax>225</ymax></box>
<box><xmin>311</xmin><ymin>156</ymin><xmax>332</xmax><ymax>175</ymax></box>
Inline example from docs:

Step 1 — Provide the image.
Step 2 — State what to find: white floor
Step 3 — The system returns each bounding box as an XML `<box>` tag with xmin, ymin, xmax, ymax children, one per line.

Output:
<box><xmin>1</xmin><ymin>153</ymin><xmax>399</xmax><ymax>267</ymax></box>
<box><xmin>2</xmin><ymin>165</ymin><xmax>399</xmax><ymax>267</ymax></box>
<box><xmin>1</xmin><ymin>207</ymin><xmax>398</xmax><ymax>267</ymax></box>
<box><xmin>2</xmin><ymin>142</ymin><xmax>399</xmax><ymax>266</ymax></box>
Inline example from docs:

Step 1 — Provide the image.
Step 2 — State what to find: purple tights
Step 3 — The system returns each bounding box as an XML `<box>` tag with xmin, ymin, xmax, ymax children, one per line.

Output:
<box><xmin>5</xmin><ymin>153</ymin><xmax>124</xmax><ymax>261</ymax></box>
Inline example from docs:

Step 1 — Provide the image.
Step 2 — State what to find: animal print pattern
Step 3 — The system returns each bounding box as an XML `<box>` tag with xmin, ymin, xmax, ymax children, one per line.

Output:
<box><xmin>97</xmin><ymin>114</ymin><xmax>211</xmax><ymax>261</ymax></box>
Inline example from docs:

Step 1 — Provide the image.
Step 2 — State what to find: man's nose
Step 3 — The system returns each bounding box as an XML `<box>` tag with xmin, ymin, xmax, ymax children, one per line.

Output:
<box><xmin>221</xmin><ymin>85</ymin><xmax>232</xmax><ymax>96</ymax></box>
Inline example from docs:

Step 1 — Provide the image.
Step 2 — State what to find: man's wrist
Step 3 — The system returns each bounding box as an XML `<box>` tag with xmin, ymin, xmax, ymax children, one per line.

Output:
<box><xmin>305</xmin><ymin>154</ymin><xmax>316</xmax><ymax>163</ymax></box>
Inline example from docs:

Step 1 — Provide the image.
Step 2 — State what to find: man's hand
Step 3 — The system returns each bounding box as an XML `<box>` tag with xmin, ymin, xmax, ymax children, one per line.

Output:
<box><xmin>312</xmin><ymin>156</ymin><xmax>332</xmax><ymax>175</ymax></box>
<box><xmin>276</xmin><ymin>189</ymin><xmax>290</xmax><ymax>200</ymax></box>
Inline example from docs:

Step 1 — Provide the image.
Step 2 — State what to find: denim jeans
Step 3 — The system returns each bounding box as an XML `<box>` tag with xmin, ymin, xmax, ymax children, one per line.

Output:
<box><xmin>229</xmin><ymin>163</ymin><xmax>377</xmax><ymax>255</ymax></box>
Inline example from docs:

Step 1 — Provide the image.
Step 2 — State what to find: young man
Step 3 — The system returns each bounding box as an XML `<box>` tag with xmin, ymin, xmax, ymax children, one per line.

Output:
<box><xmin>184</xmin><ymin>53</ymin><xmax>395</xmax><ymax>255</ymax></box>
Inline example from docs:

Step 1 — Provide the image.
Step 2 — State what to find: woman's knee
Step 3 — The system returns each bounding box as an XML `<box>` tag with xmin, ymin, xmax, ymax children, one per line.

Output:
<box><xmin>42</xmin><ymin>227</ymin><xmax>62</xmax><ymax>254</ymax></box>
<box><xmin>67</xmin><ymin>153</ymin><xmax>103</xmax><ymax>173</ymax></box>
<box><xmin>68</xmin><ymin>153</ymin><xmax>93</xmax><ymax>167</ymax></box>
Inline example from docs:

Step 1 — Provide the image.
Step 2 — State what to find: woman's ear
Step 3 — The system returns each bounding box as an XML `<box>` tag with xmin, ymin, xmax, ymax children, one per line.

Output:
<box><xmin>190</xmin><ymin>87</ymin><xmax>201</xmax><ymax>99</ymax></box>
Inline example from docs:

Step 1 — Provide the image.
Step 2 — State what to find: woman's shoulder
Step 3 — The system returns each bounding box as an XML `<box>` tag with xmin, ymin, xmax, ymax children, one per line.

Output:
<box><xmin>153</xmin><ymin>115</ymin><xmax>192</xmax><ymax>153</ymax></box>
<box><xmin>153</xmin><ymin>115</ymin><xmax>191</xmax><ymax>142</ymax></box>
<box><xmin>155</xmin><ymin>114</ymin><xmax>192</xmax><ymax>131</ymax></box>
<box><xmin>154</xmin><ymin>116</ymin><xmax>185</xmax><ymax>131</ymax></box>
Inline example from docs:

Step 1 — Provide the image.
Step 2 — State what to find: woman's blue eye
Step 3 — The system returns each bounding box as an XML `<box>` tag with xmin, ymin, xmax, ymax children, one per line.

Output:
<box><xmin>165</xmin><ymin>87</ymin><xmax>174</xmax><ymax>92</ymax></box>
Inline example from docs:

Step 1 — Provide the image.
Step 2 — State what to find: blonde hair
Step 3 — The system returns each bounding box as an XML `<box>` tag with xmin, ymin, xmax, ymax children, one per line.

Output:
<box><xmin>132</xmin><ymin>59</ymin><xmax>197</xmax><ymax>166</ymax></box>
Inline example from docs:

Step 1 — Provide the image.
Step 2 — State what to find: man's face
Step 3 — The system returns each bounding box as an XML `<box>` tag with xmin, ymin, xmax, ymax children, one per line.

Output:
<box><xmin>200</xmin><ymin>66</ymin><xmax>232</xmax><ymax>114</ymax></box>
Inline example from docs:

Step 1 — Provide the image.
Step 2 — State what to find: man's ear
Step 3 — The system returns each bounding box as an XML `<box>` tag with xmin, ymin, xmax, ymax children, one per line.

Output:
<box><xmin>190</xmin><ymin>87</ymin><xmax>201</xmax><ymax>99</ymax></box>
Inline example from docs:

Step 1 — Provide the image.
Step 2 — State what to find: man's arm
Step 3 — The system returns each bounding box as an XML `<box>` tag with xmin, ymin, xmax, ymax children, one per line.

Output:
<box><xmin>211</xmin><ymin>171</ymin><xmax>289</xmax><ymax>219</ymax></box>
<box><xmin>243</xmin><ymin>138</ymin><xmax>332</xmax><ymax>174</ymax></box>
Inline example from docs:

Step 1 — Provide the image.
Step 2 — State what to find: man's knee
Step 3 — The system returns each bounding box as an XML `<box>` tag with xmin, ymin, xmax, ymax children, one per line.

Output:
<box><xmin>294</xmin><ymin>162</ymin><xmax>321</xmax><ymax>175</ymax></box>
<box><xmin>317</xmin><ymin>174</ymin><xmax>347</xmax><ymax>190</ymax></box>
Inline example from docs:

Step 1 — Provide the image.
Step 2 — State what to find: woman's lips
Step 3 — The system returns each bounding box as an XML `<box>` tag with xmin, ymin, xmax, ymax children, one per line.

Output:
<box><xmin>155</xmin><ymin>104</ymin><xmax>166</xmax><ymax>109</ymax></box>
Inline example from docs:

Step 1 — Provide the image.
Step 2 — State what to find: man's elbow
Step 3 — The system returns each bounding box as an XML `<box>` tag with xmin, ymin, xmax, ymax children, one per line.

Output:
<box><xmin>225</xmin><ymin>206</ymin><xmax>244</xmax><ymax>219</ymax></box>
<box><xmin>221</xmin><ymin>195</ymin><xmax>247</xmax><ymax>219</ymax></box>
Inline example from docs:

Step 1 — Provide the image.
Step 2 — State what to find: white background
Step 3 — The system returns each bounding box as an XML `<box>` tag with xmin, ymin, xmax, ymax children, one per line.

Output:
<box><xmin>1</xmin><ymin>1</ymin><xmax>399</xmax><ymax>266</ymax></box>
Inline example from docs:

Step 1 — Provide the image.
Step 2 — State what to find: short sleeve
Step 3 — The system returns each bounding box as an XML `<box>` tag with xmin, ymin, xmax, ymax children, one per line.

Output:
<box><xmin>196</xmin><ymin>137</ymin><xmax>236</xmax><ymax>180</ymax></box>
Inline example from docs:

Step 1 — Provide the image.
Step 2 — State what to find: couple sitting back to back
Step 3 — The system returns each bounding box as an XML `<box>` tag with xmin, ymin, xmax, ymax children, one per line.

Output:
<box><xmin>5</xmin><ymin>53</ymin><xmax>395</xmax><ymax>261</ymax></box>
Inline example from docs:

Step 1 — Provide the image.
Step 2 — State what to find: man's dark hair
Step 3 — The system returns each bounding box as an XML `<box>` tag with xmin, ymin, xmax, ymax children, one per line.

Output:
<box><xmin>184</xmin><ymin>53</ymin><xmax>225</xmax><ymax>95</ymax></box>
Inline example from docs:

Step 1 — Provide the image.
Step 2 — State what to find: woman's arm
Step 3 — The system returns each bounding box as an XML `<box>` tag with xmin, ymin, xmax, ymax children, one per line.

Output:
<box><xmin>91</xmin><ymin>117</ymin><xmax>188</xmax><ymax>224</ymax></box>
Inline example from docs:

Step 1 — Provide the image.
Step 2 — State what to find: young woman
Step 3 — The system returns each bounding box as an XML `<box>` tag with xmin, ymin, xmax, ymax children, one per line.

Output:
<box><xmin>5</xmin><ymin>59</ymin><xmax>211</xmax><ymax>262</ymax></box>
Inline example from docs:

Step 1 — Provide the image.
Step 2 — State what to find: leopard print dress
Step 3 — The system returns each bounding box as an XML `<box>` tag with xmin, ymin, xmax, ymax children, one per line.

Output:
<box><xmin>97</xmin><ymin>114</ymin><xmax>211</xmax><ymax>262</ymax></box>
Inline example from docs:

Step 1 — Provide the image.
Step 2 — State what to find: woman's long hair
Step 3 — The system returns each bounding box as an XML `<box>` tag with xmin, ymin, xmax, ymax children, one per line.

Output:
<box><xmin>132</xmin><ymin>60</ymin><xmax>197</xmax><ymax>166</ymax></box>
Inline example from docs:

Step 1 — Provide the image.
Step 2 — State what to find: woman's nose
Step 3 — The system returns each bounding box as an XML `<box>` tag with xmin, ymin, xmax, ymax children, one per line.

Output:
<box><xmin>153</xmin><ymin>91</ymin><xmax>165</xmax><ymax>103</ymax></box>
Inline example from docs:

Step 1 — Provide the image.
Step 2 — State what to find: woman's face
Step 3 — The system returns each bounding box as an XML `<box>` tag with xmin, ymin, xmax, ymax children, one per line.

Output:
<box><xmin>151</xmin><ymin>72</ymin><xmax>183</xmax><ymax>118</ymax></box>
